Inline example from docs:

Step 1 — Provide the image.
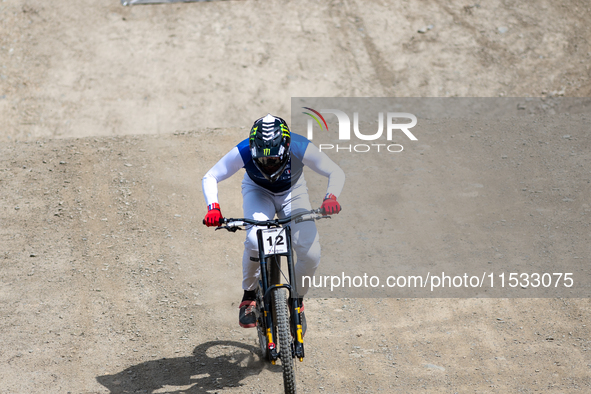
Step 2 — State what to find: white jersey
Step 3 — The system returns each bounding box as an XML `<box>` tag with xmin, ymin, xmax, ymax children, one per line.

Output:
<box><xmin>202</xmin><ymin>133</ymin><xmax>345</xmax><ymax>205</ymax></box>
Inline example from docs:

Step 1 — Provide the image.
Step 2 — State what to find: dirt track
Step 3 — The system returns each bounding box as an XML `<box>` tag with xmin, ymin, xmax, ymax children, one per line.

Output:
<box><xmin>2</xmin><ymin>0</ymin><xmax>591</xmax><ymax>141</ymax></box>
<box><xmin>1</xmin><ymin>0</ymin><xmax>591</xmax><ymax>393</ymax></box>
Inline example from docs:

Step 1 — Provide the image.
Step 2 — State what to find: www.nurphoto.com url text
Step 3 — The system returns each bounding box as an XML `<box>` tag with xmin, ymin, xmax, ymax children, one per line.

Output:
<box><xmin>302</xmin><ymin>272</ymin><xmax>574</xmax><ymax>292</ymax></box>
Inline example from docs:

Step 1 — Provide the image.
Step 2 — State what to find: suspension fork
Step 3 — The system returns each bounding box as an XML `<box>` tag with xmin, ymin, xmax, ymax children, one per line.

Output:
<box><xmin>256</xmin><ymin>228</ymin><xmax>278</xmax><ymax>360</ymax></box>
<box><xmin>284</xmin><ymin>225</ymin><xmax>305</xmax><ymax>359</ymax></box>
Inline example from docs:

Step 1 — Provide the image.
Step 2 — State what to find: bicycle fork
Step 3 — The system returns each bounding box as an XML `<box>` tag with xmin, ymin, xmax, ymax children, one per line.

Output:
<box><xmin>256</xmin><ymin>226</ymin><xmax>305</xmax><ymax>362</ymax></box>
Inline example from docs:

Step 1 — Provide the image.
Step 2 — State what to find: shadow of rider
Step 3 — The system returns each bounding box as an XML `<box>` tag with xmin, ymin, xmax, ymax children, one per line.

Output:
<box><xmin>96</xmin><ymin>340</ymin><xmax>270</xmax><ymax>393</ymax></box>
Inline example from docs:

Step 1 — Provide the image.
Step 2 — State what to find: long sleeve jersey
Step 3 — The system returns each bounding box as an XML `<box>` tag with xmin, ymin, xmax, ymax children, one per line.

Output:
<box><xmin>202</xmin><ymin>133</ymin><xmax>345</xmax><ymax>206</ymax></box>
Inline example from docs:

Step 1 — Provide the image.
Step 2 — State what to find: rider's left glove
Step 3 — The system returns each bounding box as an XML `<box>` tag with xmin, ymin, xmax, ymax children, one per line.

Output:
<box><xmin>321</xmin><ymin>193</ymin><xmax>341</xmax><ymax>215</ymax></box>
<box><xmin>203</xmin><ymin>203</ymin><xmax>223</xmax><ymax>227</ymax></box>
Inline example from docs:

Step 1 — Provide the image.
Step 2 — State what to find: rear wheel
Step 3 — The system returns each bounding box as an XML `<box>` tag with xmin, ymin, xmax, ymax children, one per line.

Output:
<box><xmin>273</xmin><ymin>288</ymin><xmax>296</xmax><ymax>394</ymax></box>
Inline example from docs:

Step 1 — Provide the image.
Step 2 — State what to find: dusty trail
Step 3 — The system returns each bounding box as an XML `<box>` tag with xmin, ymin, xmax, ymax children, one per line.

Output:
<box><xmin>2</xmin><ymin>127</ymin><xmax>590</xmax><ymax>392</ymax></box>
<box><xmin>1</xmin><ymin>0</ymin><xmax>591</xmax><ymax>393</ymax></box>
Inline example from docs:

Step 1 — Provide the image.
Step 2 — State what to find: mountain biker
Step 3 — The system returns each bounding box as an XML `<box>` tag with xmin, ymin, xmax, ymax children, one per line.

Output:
<box><xmin>202</xmin><ymin>114</ymin><xmax>345</xmax><ymax>333</ymax></box>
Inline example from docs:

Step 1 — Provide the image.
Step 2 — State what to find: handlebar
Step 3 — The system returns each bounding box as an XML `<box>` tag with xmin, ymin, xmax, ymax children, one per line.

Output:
<box><xmin>212</xmin><ymin>208</ymin><xmax>330</xmax><ymax>232</ymax></box>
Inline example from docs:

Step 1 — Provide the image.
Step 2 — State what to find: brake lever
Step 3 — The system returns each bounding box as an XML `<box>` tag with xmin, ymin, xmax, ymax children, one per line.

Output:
<box><xmin>295</xmin><ymin>214</ymin><xmax>331</xmax><ymax>223</ymax></box>
<box><xmin>215</xmin><ymin>226</ymin><xmax>242</xmax><ymax>232</ymax></box>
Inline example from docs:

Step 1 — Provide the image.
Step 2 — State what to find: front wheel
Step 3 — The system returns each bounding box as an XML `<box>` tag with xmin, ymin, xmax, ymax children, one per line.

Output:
<box><xmin>273</xmin><ymin>288</ymin><xmax>297</xmax><ymax>394</ymax></box>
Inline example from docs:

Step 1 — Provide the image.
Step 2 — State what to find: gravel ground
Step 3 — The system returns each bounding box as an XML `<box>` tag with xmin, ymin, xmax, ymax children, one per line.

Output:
<box><xmin>1</xmin><ymin>0</ymin><xmax>591</xmax><ymax>393</ymax></box>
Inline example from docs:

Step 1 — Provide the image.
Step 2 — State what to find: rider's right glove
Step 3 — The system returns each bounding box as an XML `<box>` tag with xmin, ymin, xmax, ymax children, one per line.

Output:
<box><xmin>203</xmin><ymin>203</ymin><xmax>223</xmax><ymax>227</ymax></box>
<box><xmin>321</xmin><ymin>193</ymin><xmax>341</xmax><ymax>215</ymax></box>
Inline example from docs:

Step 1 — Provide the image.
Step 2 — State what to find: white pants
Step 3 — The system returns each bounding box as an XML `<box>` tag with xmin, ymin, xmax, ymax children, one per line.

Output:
<box><xmin>241</xmin><ymin>174</ymin><xmax>321</xmax><ymax>296</ymax></box>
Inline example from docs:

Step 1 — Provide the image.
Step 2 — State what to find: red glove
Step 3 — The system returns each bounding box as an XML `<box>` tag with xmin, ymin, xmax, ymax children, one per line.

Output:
<box><xmin>203</xmin><ymin>203</ymin><xmax>223</xmax><ymax>227</ymax></box>
<box><xmin>321</xmin><ymin>193</ymin><xmax>341</xmax><ymax>215</ymax></box>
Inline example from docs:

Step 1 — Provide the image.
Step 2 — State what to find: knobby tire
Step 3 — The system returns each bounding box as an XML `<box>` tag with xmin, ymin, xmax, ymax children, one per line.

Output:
<box><xmin>274</xmin><ymin>288</ymin><xmax>297</xmax><ymax>394</ymax></box>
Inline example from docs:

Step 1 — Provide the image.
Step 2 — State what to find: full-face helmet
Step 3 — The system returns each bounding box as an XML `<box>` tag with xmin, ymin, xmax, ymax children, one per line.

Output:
<box><xmin>249</xmin><ymin>114</ymin><xmax>291</xmax><ymax>182</ymax></box>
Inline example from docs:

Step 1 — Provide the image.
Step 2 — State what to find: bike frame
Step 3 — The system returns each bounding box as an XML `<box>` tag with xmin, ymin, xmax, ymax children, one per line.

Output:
<box><xmin>214</xmin><ymin>209</ymin><xmax>328</xmax><ymax>394</ymax></box>
<box><xmin>256</xmin><ymin>224</ymin><xmax>305</xmax><ymax>362</ymax></box>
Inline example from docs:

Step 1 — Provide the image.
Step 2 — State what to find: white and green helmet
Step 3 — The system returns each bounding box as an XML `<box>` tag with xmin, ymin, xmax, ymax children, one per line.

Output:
<box><xmin>249</xmin><ymin>114</ymin><xmax>291</xmax><ymax>182</ymax></box>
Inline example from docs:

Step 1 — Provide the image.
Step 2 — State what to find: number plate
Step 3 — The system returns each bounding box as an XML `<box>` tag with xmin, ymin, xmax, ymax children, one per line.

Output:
<box><xmin>261</xmin><ymin>228</ymin><xmax>288</xmax><ymax>256</ymax></box>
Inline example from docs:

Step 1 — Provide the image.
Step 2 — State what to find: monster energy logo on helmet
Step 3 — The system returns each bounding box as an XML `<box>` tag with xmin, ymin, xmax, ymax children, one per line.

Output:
<box><xmin>249</xmin><ymin>114</ymin><xmax>291</xmax><ymax>183</ymax></box>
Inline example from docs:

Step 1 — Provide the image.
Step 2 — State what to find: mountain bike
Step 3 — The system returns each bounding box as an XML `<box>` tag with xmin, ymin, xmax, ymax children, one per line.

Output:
<box><xmin>215</xmin><ymin>208</ymin><xmax>329</xmax><ymax>394</ymax></box>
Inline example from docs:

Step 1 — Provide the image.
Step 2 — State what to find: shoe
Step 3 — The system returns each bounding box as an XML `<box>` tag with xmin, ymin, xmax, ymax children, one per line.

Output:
<box><xmin>239</xmin><ymin>300</ymin><xmax>257</xmax><ymax>328</ymax></box>
<box><xmin>290</xmin><ymin>300</ymin><xmax>307</xmax><ymax>338</ymax></box>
